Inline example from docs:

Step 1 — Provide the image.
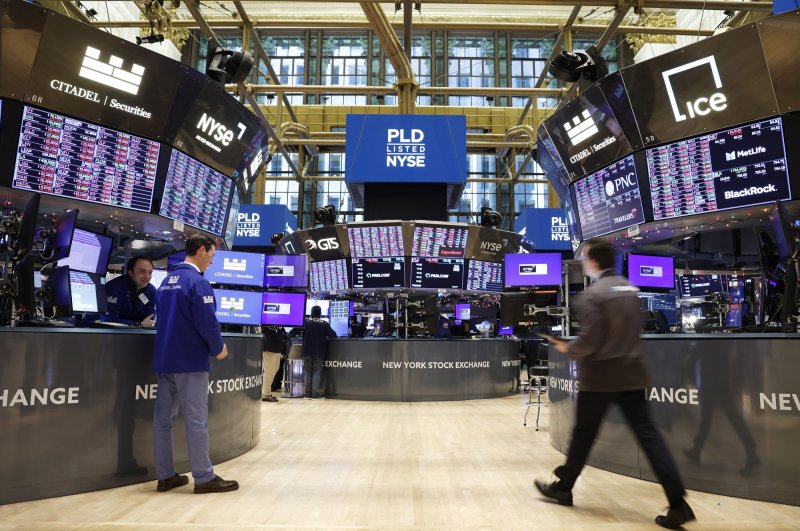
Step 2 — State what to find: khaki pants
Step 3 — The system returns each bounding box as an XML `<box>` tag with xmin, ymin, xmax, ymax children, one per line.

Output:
<box><xmin>262</xmin><ymin>351</ymin><xmax>281</xmax><ymax>397</ymax></box>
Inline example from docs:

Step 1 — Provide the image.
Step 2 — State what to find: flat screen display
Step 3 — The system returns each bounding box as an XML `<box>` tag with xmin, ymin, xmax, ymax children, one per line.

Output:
<box><xmin>409</xmin><ymin>257</ymin><xmax>463</xmax><ymax>289</ymax></box>
<box><xmin>309</xmin><ymin>259</ymin><xmax>349</xmax><ymax>292</ymax></box>
<box><xmin>264</xmin><ymin>254</ymin><xmax>308</xmax><ymax>288</ymax></box>
<box><xmin>58</xmin><ymin>228</ymin><xmax>113</xmax><ymax>275</ymax></box>
<box><xmin>205</xmin><ymin>250</ymin><xmax>265</xmax><ymax>287</ymax></box>
<box><xmin>454</xmin><ymin>303</ymin><xmax>471</xmax><ymax>324</ymax></box>
<box><xmin>13</xmin><ymin>106</ymin><xmax>159</xmax><ymax>212</ymax></box>
<box><xmin>347</xmin><ymin>225</ymin><xmax>404</xmax><ymax>258</ymax></box>
<box><xmin>69</xmin><ymin>270</ymin><xmax>107</xmax><ymax>314</ymax></box>
<box><xmin>329</xmin><ymin>300</ymin><xmax>352</xmax><ymax>337</ymax></box>
<box><xmin>627</xmin><ymin>254</ymin><xmax>675</xmax><ymax>289</ymax></box>
<box><xmin>647</xmin><ymin>118</ymin><xmax>790</xmax><ymax>221</ymax></box>
<box><xmin>159</xmin><ymin>149</ymin><xmax>233</xmax><ymax>236</ymax></box>
<box><xmin>638</xmin><ymin>292</ymin><xmax>678</xmax><ymax>325</ymax></box>
<box><xmin>725</xmin><ymin>275</ymin><xmax>745</xmax><ymax>303</ymax></box>
<box><xmin>411</xmin><ymin>224</ymin><xmax>468</xmax><ymax>258</ymax></box>
<box><xmin>261</xmin><ymin>292</ymin><xmax>306</xmax><ymax>327</ymax></box>
<box><xmin>464</xmin><ymin>226</ymin><xmax>523</xmax><ymax>263</ymax></box>
<box><xmin>570</xmin><ymin>154</ymin><xmax>645</xmax><ymax>240</ymax></box>
<box><xmin>306</xmin><ymin>298</ymin><xmax>330</xmax><ymax>317</ymax></box>
<box><xmin>726</xmin><ymin>304</ymin><xmax>743</xmax><ymax>327</ymax></box>
<box><xmin>150</xmin><ymin>268</ymin><xmax>168</xmax><ymax>289</ymax></box>
<box><xmin>49</xmin><ymin>209</ymin><xmax>78</xmax><ymax>262</ymax></box>
<box><xmin>679</xmin><ymin>274</ymin><xmax>723</xmax><ymax>298</ymax></box>
<box><xmin>352</xmin><ymin>257</ymin><xmax>405</xmax><ymax>289</ymax></box>
<box><xmin>465</xmin><ymin>260</ymin><xmax>503</xmax><ymax>292</ymax></box>
<box><xmin>214</xmin><ymin>289</ymin><xmax>262</xmax><ymax>325</ymax></box>
<box><xmin>504</xmin><ymin>253</ymin><xmax>562</xmax><ymax>287</ymax></box>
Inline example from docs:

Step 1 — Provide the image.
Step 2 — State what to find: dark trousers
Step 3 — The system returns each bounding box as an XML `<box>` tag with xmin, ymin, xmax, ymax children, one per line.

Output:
<box><xmin>556</xmin><ymin>390</ymin><xmax>686</xmax><ymax>506</ymax></box>
<box><xmin>271</xmin><ymin>359</ymin><xmax>284</xmax><ymax>392</ymax></box>
<box><xmin>303</xmin><ymin>357</ymin><xmax>325</xmax><ymax>398</ymax></box>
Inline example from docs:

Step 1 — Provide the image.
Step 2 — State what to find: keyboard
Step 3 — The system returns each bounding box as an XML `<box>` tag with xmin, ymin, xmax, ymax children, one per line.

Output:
<box><xmin>17</xmin><ymin>320</ymin><xmax>75</xmax><ymax>327</ymax></box>
<box><xmin>88</xmin><ymin>321</ymin><xmax>138</xmax><ymax>329</ymax></box>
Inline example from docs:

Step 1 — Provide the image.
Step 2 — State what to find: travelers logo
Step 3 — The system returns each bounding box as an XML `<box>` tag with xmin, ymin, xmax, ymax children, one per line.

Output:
<box><xmin>79</xmin><ymin>46</ymin><xmax>144</xmax><ymax>95</ymax></box>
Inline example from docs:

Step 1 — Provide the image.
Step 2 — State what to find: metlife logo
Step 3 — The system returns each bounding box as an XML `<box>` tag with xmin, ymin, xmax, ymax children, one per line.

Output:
<box><xmin>725</xmin><ymin>146</ymin><xmax>767</xmax><ymax>162</ymax></box>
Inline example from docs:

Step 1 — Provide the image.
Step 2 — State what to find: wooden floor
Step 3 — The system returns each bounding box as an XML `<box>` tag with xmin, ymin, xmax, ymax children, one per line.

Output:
<box><xmin>1</xmin><ymin>393</ymin><xmax>800</xmax><ymax>530</ymax></box>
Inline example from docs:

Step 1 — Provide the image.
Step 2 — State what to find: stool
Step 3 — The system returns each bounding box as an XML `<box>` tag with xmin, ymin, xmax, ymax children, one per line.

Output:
<box><xmin>523</xmin><ymin>364</ymin><xmax>549</xmax><ymax>430</ymax></box>
<box><xmin>282</xmin><ymin>344</ymin><xmax>304</xmax><ymax>398</ymax></box>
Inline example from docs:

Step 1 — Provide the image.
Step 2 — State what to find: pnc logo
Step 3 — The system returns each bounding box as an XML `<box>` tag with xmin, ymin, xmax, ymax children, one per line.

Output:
<box><xmin>305</xmin><ymin>237</ymin><xmax>339</xmax><ymax>251</ymax></box>
<box><xmin>605</xmin><ymin>172</ymin><xmax>637</xmax><ymax>197</ymax></box>
<box><xmin>662</xmin><ymin>56</ymin><xmax>727</xmax><ymax>123</ymax></box>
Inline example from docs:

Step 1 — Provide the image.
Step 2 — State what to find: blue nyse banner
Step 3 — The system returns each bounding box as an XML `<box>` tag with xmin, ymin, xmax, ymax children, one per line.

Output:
<box><xmin>233</xmin><ymin>204</ymin><xmax>297</xmax><ymax>247</ymax></box>
<box><xmin>345</xmin><ymin>115</ymin><xmax>467</xmax><ymax>183</ymax></box>
<box><xmin>515</xmin><ymin>208</ymin><xmax>572</xmax><ymax>251</ymax></box>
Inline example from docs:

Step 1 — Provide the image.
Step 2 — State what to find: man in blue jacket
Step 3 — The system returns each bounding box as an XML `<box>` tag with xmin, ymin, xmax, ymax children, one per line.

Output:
<box><xmin>152</xmin><ymin>233</ymin><xmax>239</xmax><ymax>494</ymax></box>
<box><xmin>302</xmin><ymin>305</ymin><xmax>337</xmax><ymax>399</ymax></box>
<box><xmin>105</xmin><ymin>256</ymin><xmax>157</xmax><ymax>327</ymax></box>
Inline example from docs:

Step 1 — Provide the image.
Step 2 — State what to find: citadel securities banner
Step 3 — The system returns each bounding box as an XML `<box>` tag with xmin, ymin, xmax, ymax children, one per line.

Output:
<box><xmin>514</xmin><ymin>208</ymin><xmax>572</xmax><ymax>251</ymax></box>
<box><xmin>345</xmin><ymin>115</ymin><xmax>467</xmax><ymax>183</ymax></box>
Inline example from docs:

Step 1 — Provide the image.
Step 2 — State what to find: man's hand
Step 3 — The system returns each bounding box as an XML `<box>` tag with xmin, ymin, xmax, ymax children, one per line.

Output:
<box><xmin>215</xmin><ymin>344</ymin><xmax>229</xmax><ymax>360</ymax></box>
<box><xmin>141</xmin><ymin>314</ymin><xmax>155</xmax><ymax>328</ymax></box>
<box><xmin>551</xmin><ymin>338</ymin><xmax>569</xmax><ymax>354</ymax></box>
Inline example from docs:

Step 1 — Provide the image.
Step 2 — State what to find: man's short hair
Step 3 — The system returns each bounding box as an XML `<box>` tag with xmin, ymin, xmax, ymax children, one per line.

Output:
<box><xmin>585</xmin><ymin>239</ymin><xmax>616</xmax><ymax>271</ymax></box>
<box><xmin>185</xmin><ymin>233</ymin><xmax>216</xmax><ymax>257</ymax></box>
<box><xmin>310</xmin><ymin>305</ymin><xmax>322</xmax><ymax>318</ymax></box>
<box><xmin>126</xmin><ymin>255</ymin><xmax>153</xmax><ymax>273</ymax></box>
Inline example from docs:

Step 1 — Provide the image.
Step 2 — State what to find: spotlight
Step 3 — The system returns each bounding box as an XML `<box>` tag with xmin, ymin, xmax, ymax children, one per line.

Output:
<box><xmin>136</xmin><ymin>33</ymin><xmax>165</xmax><ymax>45</ymax></box>
<box><xmin>271</xmin><ymin>232</ymin><xmax>285</xmax><ymax>245</ymax></box>
<box><xmin>480</xmin><ymin>207</ymin><xmax>502</xmax><ymax>228</ymax></box>
<box><xmin>547</xmin><ymin>45</ymin><xmax>608</xmax><ymax>84</ymax></box>
<box><xmin>205</xmin><ymin>43</ymin><xmax>254</xmax><ymax>85</ymax></box>
<box><xmin>313</xmin><ymin>205</ymin><xmax>337</xmax><ymax>227</ymax></box>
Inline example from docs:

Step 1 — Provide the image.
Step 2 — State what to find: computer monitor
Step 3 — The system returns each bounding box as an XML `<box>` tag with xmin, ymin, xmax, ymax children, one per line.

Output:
<box><xmin>48</xmin><ymin>266</ymin><xmax>72</xmax><ymax>317</ymax></box>
<box><xmin>454</xmin><ymin>303</ymin><xmax>470</xmax><ymax>325</ymax></box>
<box><xmin>627</xmin><ymin>254</ymin><xmax>675</xmax><ymax>289</ymax></box>
<box><xmin>306</xmin><ymin>298</ymin><xmax>330</xmax><ymax>318</ymax></box>
<box><xmin>150</xmin><ymin>269</ymin><xmax>168</xmax><ymax>289</ymax></box>
<box><xmin>57</xmin><ymin>228</ymin><xmax>113</xmax><ymax>275</ymax></box>
<box><xmin>264</xmin><ymin>254</ymin><xmax>308</xmax><ymax>288</ymax></box>
<box><xmin>46</xmin><ymin>209</ymin><xmax>79</xmax><ymax>262</ymax></box>
<box><xmin>504</xmin><ymin>253</ymin><xmax>562</xmax><ymax>287</ymax></box>
<box><xmin>678</xmin><ymin>275</ymin><xmax>724</xmax><ymax>298</ymax></box>
<box><xmin>262</xmin><ymin>292</ymin><xmax>307</xmax><ymax>327</ymax></box>
<box><xmin>14</xmin><ymin>193</ymin><xmax>40</xmax><ymax>259</ymax></box>
<box><xmin>205</xmin><ymin>250</ymin><xmax>265</xmax><ymax>287</ymax></box>
<box><xmin>213</xmin><ymin>289</ymin><xmax>262</xmax><ymax>325</ymax></box>
<box><xmin>500</xmin><ymin>292</ymin><xmax>558</xmax><ymax>326</ymax></box>
<box><xmin>68</xmin><ymin>270</ymin><xmax>108</xmax><ymax>315</ymax></box>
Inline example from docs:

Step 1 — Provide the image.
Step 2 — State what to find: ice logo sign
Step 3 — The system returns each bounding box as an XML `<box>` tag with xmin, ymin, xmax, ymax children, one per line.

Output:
<box><xmin>79</xmin><ymin>46</ymin><xmax>144</xmax><ymax>96</ymax></box>
<box><xmin>662</xmin><ymin>56</ymin><xmax>727</xmax><ymax>123</ymax></box>
<box><xmin>221</xmin><ymin>297</ymin><xmax>245</xmax><ymax>311</ymax></box>
<box><xmin>223</xmin><ymin>258</ymin><xmax>247</xmax><ymax>271</ymax></box>
<box><xmin>386</xmin><ymin>128</ymin><xmax>426</xmax><ymax>168</ymax></box>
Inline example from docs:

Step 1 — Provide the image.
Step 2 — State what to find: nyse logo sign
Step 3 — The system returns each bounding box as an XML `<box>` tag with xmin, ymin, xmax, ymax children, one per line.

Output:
<box><xmin>386</xmin><ymin>128</ymin><xmax>426</xmax><ymax>168</ymax></box>
<box><xmin>662</xmin><ymin>56</ymin><xmax>727</xmax><ymax>123</ymax></box>
<box><xmin>306</xmin><ymin>238</ymin><xmax>339</xmax><ymax>251</ymax></box>
<box><xmin>220</xmin><ymin>297</ymin><xmax>245</xmax><ymax>311</ymax></box>
<box><xmin>195</xmin><ymin>113</ymin><xmax>247</xmax><ymax>153</ymax></box>
<box><xmin>263</xmin><ymin>303</ymin><xmax>290</xmax><ymax>315</ymax></box>
<box><xmin>550</xmin><ymin>216</ymin><xmax>570</xmax><ymax>242</ymax></box>
<box><xmin>564</xmin><ymin>110</ymin><xmax>599</xmax><ymax>146</ymax></box>
<box><xmin>237</xmin><ymin>212</ymin><xmax>260</xmax><ymax>238</ymax></box>
<box><xmin>640</xmin><ymin>266</ymin><xmax>663</xmax><ymax>278</ymax></box>
<box><xmin>79</xmin><ymin>46</ymin><xmax>144</xmax><ymax>95</ymax></box>
<box><xmin>605</xmin><ymin>172</ymin><xmax>637</xmax><ymax>197</ymax></box>
<box><xmin>223</xmin><ymin>258</ymin><xmax>247</xmax><ymax>271</ymax></box>
<box><xmin>520</xmin><ymin>264</ymin><xmax>548</xmax><ymax>276</ymax></box>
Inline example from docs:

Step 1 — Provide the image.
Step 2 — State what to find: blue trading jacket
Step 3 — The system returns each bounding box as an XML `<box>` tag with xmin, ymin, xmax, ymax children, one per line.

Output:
<box><xmin>105</xmin><ymin>274</ymin><xmax>157</xmax><ymax>325</ymax></box>
<box><xmin>153</xmin><ymin>263</ymin><xmax>224</xmax><ymax>373</ymax></box>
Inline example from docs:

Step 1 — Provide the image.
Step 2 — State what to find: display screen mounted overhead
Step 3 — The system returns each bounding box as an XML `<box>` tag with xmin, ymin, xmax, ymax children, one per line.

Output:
<box><xmin>309</xmin><ymin>259</ymin><xmax>349</xmax><ymax>292</ymax></box>
<box><xmin>214</xmin><ymin>289</ymin><xmax>263</xmax><ymax>325</ymax></box>
<box><xmin>411</xmin><ymin>224</ymin><xmax>468</xmax><ymax>258</ymax></box>
<box><xmin>204</xmin><ymin>250</ymin><xmax>265</xmax><ymax>287</ymax></box>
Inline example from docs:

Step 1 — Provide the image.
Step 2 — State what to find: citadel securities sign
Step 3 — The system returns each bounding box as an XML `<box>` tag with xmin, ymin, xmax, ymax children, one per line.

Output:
<box><xmin>345</xmin><ymin>115</ymin><xmax>467</xmax><ymax>184</ymax></box>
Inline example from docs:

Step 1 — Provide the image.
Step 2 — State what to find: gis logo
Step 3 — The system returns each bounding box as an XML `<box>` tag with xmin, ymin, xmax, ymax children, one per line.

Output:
<box><xmin>305</xmin><ymin>237</ymin><xmax>339</xmax><ymax>251</ymax></box>
<box><xmin>604</xmin><ymin>172</ymin><xmax>637</xmax><ymax>197</ymax></box>
<box><xmin>662</xmin><ymin>56</ymin><xmax>727</xmax><ymax>123</ymax></box>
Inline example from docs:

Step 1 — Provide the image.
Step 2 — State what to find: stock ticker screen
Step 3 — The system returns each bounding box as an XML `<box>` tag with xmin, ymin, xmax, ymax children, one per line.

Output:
<box><xmin>647</xmin><ymin>118</ymin><xmax>790</xmax><ymax>220</ymax></box>
<box><xmin>409</xmin><ymin>257</ymin><xmax>464</xmax><ymax>289</ymax></box>
<box><xmin>13</xmin><ymin>106</ymin><xmax>159</xmax><ymax>212</ymax></box>
<box><xmin>465</xmin><ymin>260</ymin><xmax>503</xmax><ymax>292</ymax></box>
<box><xmin>309</xmin><ymin>259</ymin><xmax>349</xmax><ymax>292</ymax></box>
<box><xmin>347</xmin><ymin>225</ymin><xmax>404</xmax><ymax>258</ymax></box>
<box><xmin>570</xmin><ymin>155</ymin><xmax>645</xmax><ymax>240</ymax></box>
<box><xmin>159</xmin><ymin>149</ymin><xmax>233</xmax><ymax>236</ymax></box>
<box><xmin>352</xmin><ymin>257</ymin><xmax>405</xmax><ymax>289</ymax></box>
<box><xmin>411</xmin><ymin>225</ymin><xmax>469</xmax><ymax>258</ymax></box>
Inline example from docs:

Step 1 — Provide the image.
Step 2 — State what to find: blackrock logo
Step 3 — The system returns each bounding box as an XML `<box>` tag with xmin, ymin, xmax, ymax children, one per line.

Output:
<box><xmin>662</xmin><ymin>55</ymin><xmax>727</xmax><ymax>123</ymax></box>
<box><xmin>386</xmin><ymin>128</ymin><xmax>426</xmax><ymax>168</ymax></box>
<box><xmin>223</xmin><ymin>258</ymin><xmax>247</xmax><ymax>272</ymax></box>
<box><xmin>563</xmin><ymin>110</ymin><xmax>599</xmax><ymax>146</ymax></box>
<box><xmin>237</xmin><ymin>212</ymin><xmax>260</xmax><ymax>238</ymax></box>
<box><xmin>195</xmin><ymin>113</ymin><xmax>246</xmax><ymax>153</ymax></box>
<box><xmin>724</xmin><ymin>184</ymin><xmax>777</xmax><ymax>200</ymax></box>
<box><xmin>306</xmin><ymin>238</ymin><xmax>339</xmax><ymax>251</ymax></box>
<box><xmin>221</xmin><ymin>297</ymin><xmax>245</xmax><ymax>311</ymax></box>
<box><xmin>725</xmin><ymin>146</ymin><xmax>766</xmax><ymax>162</ymax></box>
<box><xmin>79</xmin><ymin>46</ymin><xmax>144</xmax><ymax>95</ymax></box>
<box><xmin>605</xmin><ymin>172</ymin><xmax>637</xmax><ymax>198</ymax></box>
<box><xmin>640</xmin><ymin>265</ymin><xmax>663</xmax><ymax>278</ymax></box>
<box><xmin>519</xmin><ymin>264</ymin><xmax>547</xmax><ymax>276</ymax></box>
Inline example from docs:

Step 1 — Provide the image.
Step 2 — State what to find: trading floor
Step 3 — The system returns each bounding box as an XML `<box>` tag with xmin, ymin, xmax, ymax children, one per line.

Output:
<box><xmin>1</xmin><ymin>396</ymin><xmax>799</xmax><ymax>530</ymax></box>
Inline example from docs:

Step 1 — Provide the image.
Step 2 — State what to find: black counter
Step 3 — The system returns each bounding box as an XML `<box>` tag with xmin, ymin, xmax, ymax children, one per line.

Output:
<box><xmin>0</xmin><ymin>328</ymin><xmax>262</xmax><ymax>505</ymax></box>
<box><xmin>549</xmin><ymin>333</ymin><xmax>800</xmax><ymax>506</ymax></box>
<box><xmin>325</xmin><ymin>338</ymin><xmax>520</xmax><ymax>401</ymax></box>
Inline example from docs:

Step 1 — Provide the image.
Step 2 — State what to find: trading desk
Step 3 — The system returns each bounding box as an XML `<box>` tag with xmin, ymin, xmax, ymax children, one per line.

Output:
<box><xmin>0</xmin><ymin>328</ymin><xmax>262</xmax><ymax>505</ymax></box>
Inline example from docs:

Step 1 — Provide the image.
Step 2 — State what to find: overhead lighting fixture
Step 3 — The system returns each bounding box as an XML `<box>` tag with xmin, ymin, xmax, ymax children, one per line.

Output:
<box><xmin>137</xmin><ymin>33</ymin><xmax>164</xmax><ymax>45</ymax></box>
<box><xmin>205</xmin><ymin>43</ymin><xmax>254</xmax><ymax>85</ymax></box>
<box><xmin>479</xmin><ymin>207</ymin><xmax>502</xmax><ymax>228</ymax></box>
<box><xmin>548</xmin><ymin>45</ymin><xmax>608</xmax><ymax>84</ymax></box>
<box><xmin>313</xmin><ymin>205</ymin><xmax>338</xmax><ymax>227</ymax></box>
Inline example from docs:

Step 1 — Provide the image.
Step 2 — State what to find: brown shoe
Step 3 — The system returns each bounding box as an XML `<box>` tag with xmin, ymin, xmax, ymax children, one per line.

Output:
<box><xmin>156</xmin><ymin>473</ymin><xmax>189</xmax><ymax>492</ymax></box>
<box><xmin>194</xmin><ymin>475</ymin><xmax>239</xmax><ymax>494</ymax></box>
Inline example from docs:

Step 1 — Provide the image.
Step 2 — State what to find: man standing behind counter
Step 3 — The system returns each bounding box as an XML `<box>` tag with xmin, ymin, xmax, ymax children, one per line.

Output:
<box><xmin>152</xmin><ymin>233</ymin><xmax>239</xmax><ymax>494</ymax></box>
<box><xmin>105</xmin><ymin>256</ymin><xmax>157</xmax><ymax>327</ymax></box>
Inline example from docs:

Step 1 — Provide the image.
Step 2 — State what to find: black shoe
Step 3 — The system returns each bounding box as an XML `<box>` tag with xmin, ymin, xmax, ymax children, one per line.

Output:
<box><xmin>534</xmin><ymin>479</ymin><xmax>573</xmax><ymax>506</ymax></box>
<box><xmin>261</xmin><ymin>395</ymin><xmax>279</xmax><ymax>402</ymax></box>
<box><xmin>655</xmin><ymin>499</ymin><xmax>696</xmax><ymax>529</ymax></box>
<box><xmin>156</xmin><ymin>473</ymin><xmax>189</xmax><ymax>492</ymax></box>
<box><xmin>194</xmin><ymin>475</ymin><xmax>239</xmax><ymax>494</ymax></box>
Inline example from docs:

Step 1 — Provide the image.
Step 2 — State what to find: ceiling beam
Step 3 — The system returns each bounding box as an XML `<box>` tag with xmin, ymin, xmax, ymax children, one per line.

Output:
<box><xmin>237</xmin><ymin>0</ymin><xmax>772</xmax><ymax>10</ymax></box>
<box><xmin>245</xmin><ymin>84</ymin><xmax>564</xmax><ymax>97</ymax></box>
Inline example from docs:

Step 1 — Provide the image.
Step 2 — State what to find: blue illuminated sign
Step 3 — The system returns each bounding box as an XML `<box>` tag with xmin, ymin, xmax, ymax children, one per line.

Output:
<box><xmin>514</xmin><ymin>208</ymin><xmax>572</xmax><ymax>251</ymax></box>
<box><xmin>214</xmin><ymin>289</ymin><xmax>262</xmax><ymax>325</ymax></box>
<box><xmin>345</xmin><ymin>115</ymin><xmax>467</xmax><ymax>183</ymax></box>
<box><xmin>205</xmin><ymin>250</ymin><xmax>265</xmax><ymax>287</ymax></box>
<box><xmin>233</xmin><ymin>204</ymin><xmax>297</xmax><ymax>247</ymax></box>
